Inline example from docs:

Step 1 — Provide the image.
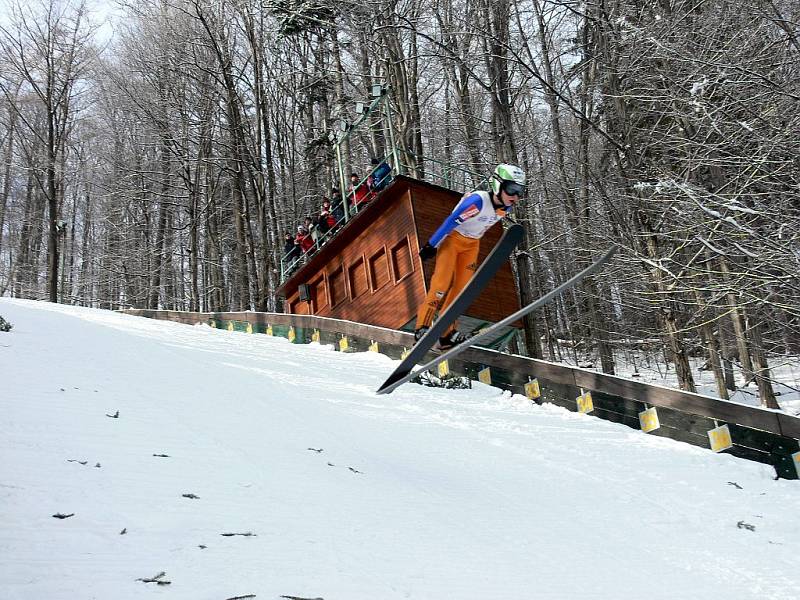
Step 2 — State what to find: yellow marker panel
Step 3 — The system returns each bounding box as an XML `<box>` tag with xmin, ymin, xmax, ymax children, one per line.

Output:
<box><xmin>209</xmin><ymin>319</ymin><xmax>217</xmax><ymax>328</ymax></box>
<box><xmin>288</xmin><ymin>326</ymin><xmax>296</xmax><ymax>343</ymax></box>
<box><xmin>792</xmin><ymin>451</ymin><xmax>800</xmax><ymax>478</ymax></box>
<box><xmin>437</xmin><ymin>360</ymin><xmax>450</xmax><ymax>378</ymax></box>
<box><xmin>311</xmin><ymin>329</ymin><xmax>320</xmax><ymax>343</ymax></box>
<box><xmin>639</xmin><ymin>406</ymin><xmax>660</xmax><ymax>433</ymax></box>
<box><xmin>266</xmin><ymin>324</ymin><xmax>273</xmax><ymax>336</ymax></box>
<box><xmin>478</xmin><ymin>367</ymin><xmax>492</xmax><ymax>385</ymax></box>
<box><xmin>369</xmin><ymin>341</ymin><xmax>379</xmax><ymax>353</ymax></box>
<box><xmin>338</xmin><ymin>336</ymin><xmax>349</xmax><ymax>352</ymax></box>
<box><xmin>226</xmin><ymin>321</ymin><xmax>234</xmax><ymax>332</ymax></box>
<box><xmin>400</xmin><ymin>348</ymin><xmax>410</xmax><ymax>360</ymax></box>
<box><xmin>577</xmin><ymin>391</ymin><xmax>594</xmax><ymax>414</ymax></box>
<box><xmin>708</xmin><ymin>424</ymin><xmax>733</xmax><ymax>453</ymax></box>
<box><xmin>525</xmin><ymin>379</ymin><xmax>541</xmax><ymax>400</ymax></box>
<box><xmin>246</xmin><ymin>323</ymin><xmax>253</xmax><ymax>334</ymax></box>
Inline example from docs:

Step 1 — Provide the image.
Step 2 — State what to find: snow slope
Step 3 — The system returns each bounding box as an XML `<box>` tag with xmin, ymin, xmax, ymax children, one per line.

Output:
<box><xmin>1</xmin><ymin>298</ymin><xmax>798</xmax><ymax>600</ymax></box>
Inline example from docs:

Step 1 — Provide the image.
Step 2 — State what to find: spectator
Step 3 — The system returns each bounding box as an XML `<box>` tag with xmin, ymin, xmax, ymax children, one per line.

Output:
<box><xmin>347</xmin><ymin>172</ymin><xmax>370</xmax><ymax>213</ymax></box>
<box><xmin>317</xmin><ymin>207</ymin><xmax>330</xmax><ymax>236</ymax></box>
<box><xmin>283</xmin><ymin>231</ymin><xmax>300</xmax><ymax>273</ymax></box>
<box><xmin>368</xmin><ymin>157</ymin><xmax>393</xmax><ymax>194</ymax></box>
<box><xmin>304</xmin><ymin>216</ymin><xmax>320</xmax><ymax>247</ymax></box>
<box><xmin>330</xmin><ymin>188</ymin><xmax>345</xmax><ymax>225</ymax></box>
<box><xmin>319</xmin><ymin>199</ymin><xmax>336</xmax><ymax>233</ymax></box>
<box><xmin>295</xmin><ymin>225</ymin><xmax>314</xmax><ymax>254</ymax></box>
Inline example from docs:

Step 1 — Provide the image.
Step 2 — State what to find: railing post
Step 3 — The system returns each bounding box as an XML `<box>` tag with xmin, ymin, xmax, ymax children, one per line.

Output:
<box><xmin>334</xmin><ymin>140</ymin><xmax>349</xmax><ymax>224</ymax></box>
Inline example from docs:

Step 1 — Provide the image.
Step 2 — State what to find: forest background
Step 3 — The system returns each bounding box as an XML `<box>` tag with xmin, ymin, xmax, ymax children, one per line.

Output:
<box><xmin>0</xmin><ymin>0</ymin><xmax>797</xmax><ymax>409</ymax></box>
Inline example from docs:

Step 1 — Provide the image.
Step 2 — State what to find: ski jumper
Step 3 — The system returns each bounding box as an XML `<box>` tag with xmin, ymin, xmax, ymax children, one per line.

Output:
<box><xmin>415</xmin><ymin>191</ymin><xmax>510</xmax><ymax>333</ymax></box>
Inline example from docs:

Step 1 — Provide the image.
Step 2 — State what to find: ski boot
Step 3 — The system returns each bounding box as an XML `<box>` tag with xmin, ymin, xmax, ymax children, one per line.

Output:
<box><xmin>437</xmin><ymin>330</ymin><xmax>469</xmax><ymax>351</ymax></box>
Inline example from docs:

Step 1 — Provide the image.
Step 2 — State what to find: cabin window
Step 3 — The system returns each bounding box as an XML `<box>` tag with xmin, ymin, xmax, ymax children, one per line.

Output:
<box><xmin>348</xmin><ymin>257</ymin><xmax>368</xmax><ymax>300</ymax></box>
<box><xmin>368</xmin><ymin>247</ymin><xmax>390</xmax><ymax>291</ymax></box>
<box><xmin>329</xmin><ymin>266</ymin><xmax>346</xmax><ymax>307</ymax></box>
<box><xmin>391</xmin><ymin>237</ymin><xmax>413</xmax><ymax>282</ymax></box>
<box><xmin>289</xmin><ymin>298</ymin><xmax>308</xmax><ymax>315</ymax></box>
<box><xmin>311</xmin><ymin>277</ymin><xmax>327</xmax><ymax>312</ymax></box>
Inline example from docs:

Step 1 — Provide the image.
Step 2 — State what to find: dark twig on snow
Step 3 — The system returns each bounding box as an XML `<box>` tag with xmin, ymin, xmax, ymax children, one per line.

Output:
<box><xmin>220</xmin><ymin>532</ymin><xmax>256</xmax><ymax>537</ymax></box>
<box><xmin>153</xmin><ymin>453</ymin><xmax>170</xmax><ymax>457</ymax></box>
<box><xmin>182</xmin><ymin>493</ymin><xmax>200</xmax><ymax>499</ymax></box>
<box><xmin>66</xmin><ymin>459</ymin><xmax>101</xmax><ymax>468</ymax></box>
<box><xmin>226</xmin><ymin>595</ymin><xmax>257</xmax><ymax>600</ymax></box>
<box><xmin>120</xmin><ymin>528</ymin><xmax>127</xmax><ymax>535</ymax></box>
<box><xmin>737</xmin><ymin>520</ymin><xmax>756</xmax><ymax>531</ymax></box>
<box><xmin>728</xmin><ymin>481</ymin><xmax>743</xmax><ymax>489</ymax></box>
<box><xmin>105</xmin><ymin>411</ymin><xmax>119</xmax><ymax>418</ymax></box>
<box><xmin>52</xmin><ymin>513</ymin><xmax>74</xmax><ymax>519</ymax></box>
<box><xmin>348</xmin><ymin>467</ymin><xmax>363</xmax><ymax>474</ymax></box>
<box><xmin>136</xmin><ymin>571</ymin><xmax>171</xmax><ymax>585</ymax></box>
<box><xmin>280</xmin><ymin>596</ymin><xmax>324</xmax><ymax>600</ymax></box>
<box><xmin>307</xmin><ymin>448</ymin><xmax>323</xmax><ymax>453</ymax></box>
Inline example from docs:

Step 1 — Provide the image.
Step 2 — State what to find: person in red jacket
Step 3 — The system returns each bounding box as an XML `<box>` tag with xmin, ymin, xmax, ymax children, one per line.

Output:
<box><xmin>347</xmin><ymin>172</ymin><xmax>370</xmax><ymax>213</ymax></box>
<box><xmin>319</xmin><ymin>199</ymin><xmax>337</xmax><ymax>233</ymax></box>
<box><xmin>295</xmin><ymin>225</ymin><xmax>314</xmax><ymax>254</ymax></box>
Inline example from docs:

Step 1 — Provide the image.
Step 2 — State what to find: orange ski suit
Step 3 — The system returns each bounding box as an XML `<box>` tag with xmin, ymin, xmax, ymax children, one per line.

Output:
<box><xmin>414</xmin><ymin>231</ymin><xmax>480</xmax><ymax>335</ymax></box>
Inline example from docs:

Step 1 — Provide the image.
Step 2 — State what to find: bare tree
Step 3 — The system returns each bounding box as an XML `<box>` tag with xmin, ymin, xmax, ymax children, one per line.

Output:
<box><xmin>0</xmin><ymin>0</ymin><xmax>96</xmax><ymax>302</ymax></box>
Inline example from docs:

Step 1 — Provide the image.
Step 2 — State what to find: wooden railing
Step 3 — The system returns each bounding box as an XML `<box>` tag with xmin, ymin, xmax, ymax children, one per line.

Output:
<box><xmin>123</xmin><ymin>309</ymin><xmax>800</xmax><ymax>480</ymax></box>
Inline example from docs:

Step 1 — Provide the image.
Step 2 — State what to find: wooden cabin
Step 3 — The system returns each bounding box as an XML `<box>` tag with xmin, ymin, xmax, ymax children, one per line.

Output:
<box><xmin>277</xmin><ymin>175</ymin><xmax>521</xmax><ymax>344</ymax></box>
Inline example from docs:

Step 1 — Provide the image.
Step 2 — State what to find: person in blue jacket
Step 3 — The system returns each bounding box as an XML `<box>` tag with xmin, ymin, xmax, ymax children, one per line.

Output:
<box><xmin>368</xmin><ymin>157</ymin><xmax>393</xmax><ymax>194</ymax></box>
<box><xmin>415</xmin><ymin>164</ymin><xmax>526</xmax><ymax>349</ymax></box>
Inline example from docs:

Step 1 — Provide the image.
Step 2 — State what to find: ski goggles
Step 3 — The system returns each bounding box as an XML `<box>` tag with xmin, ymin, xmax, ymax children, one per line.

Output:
<box><xmin>501</xmin><ymin>181</ymin><xmax>525</xmax><ymax>197</ymax></box>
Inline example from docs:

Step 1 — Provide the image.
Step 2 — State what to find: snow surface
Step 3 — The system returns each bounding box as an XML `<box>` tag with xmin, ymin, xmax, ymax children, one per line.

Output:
<box><xmin>1</xmin><ymin>298</ymin><xmax>798</xmax><ymax>600</ymax></box>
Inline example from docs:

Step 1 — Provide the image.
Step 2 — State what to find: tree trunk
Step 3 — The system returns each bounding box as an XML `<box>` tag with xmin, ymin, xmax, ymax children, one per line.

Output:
<box><xmin>716</xmin><ymin>321</ymin><xmax>738</xmax><ymax>391</ymax></box>
<box><xmin>748</xmin><ymin>318</ymin><xmax>779</xmax><ymax>409</ymax></box>
<box><xmin>515</xmin><ymin>250</ymin><xmax>543</xmax><ymax>358</ymax></box>
<box><xmin>148</xmin><ymin>115</ymin><xmax>171</xmax><ymax>310</ymax></box>
<box><xmin>694</xmin><ymin>290</ymin><xmax>728</xmax><ymax>399</ymax></box>
<box><xmin>331</xmin><ymin>28</ymin><xmax>352</xmax><ymax>188</ymax></box>
<box><xmin>483</xmin><ymin>0</ymin><xmax>516</xmax><ymax>161</ymax></box>
<box><xmin>642</xmin><ymin>228</ymin><xmax>696</xmax><ymax>392</ymax></box>
<box><xmin>0</xmin><ymin>93</ymin><xmax>17</xmax><ymax>260</ymax></box>
<box><xmin>46</xmin><ymin>108</ymin><xmax>59</xmax><ymax>302</ymax></box>
<box><xmin>719</xmin><ymin>257</ymin><xmax>755</xmax><ymax>384</ymax></box>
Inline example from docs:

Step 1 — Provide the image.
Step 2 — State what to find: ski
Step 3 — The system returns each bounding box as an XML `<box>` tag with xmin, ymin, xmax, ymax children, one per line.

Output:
<box><xmin>375</xmin><ymin>224</ymin><xmax>525</xmax><ymax>394</ymax></box>
<box><xmin>376</xmin><ymin>244</ymin><xmax>619</xmax><ymax>395</ymax></box>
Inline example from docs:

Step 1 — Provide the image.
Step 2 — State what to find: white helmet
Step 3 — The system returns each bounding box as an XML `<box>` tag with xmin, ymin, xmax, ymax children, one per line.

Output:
<box><xmin>490</xmin><ymin>163</ymin><xmax>526</xmax><ymax>196</ymax></box>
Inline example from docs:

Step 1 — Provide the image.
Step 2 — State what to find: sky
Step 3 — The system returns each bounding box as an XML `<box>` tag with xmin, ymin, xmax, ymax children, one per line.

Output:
<box><xmin>0</xmin><ymin>297</ymin><xmax>798</xmax><ymax>600</ymax></box>
<box><xmin>0</xmin><ymin>0</ymin><xmax>121</xmax><ymax>44</ymax></box>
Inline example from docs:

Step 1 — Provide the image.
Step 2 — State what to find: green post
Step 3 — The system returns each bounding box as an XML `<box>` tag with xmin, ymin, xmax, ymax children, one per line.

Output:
<box><xmin>335</xmin><ymin>140</ymin><xmax>349</xmax><ymax>223</ymax></box>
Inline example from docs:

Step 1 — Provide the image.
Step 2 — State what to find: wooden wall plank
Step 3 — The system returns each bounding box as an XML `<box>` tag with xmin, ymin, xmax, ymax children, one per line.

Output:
<box><xmin>777</xmin><ymin>413</ymin><xmax>800</xmax><ymax>439</ymax></box>
<box><xmin>574</xmin><ymin>370</ymin><xmax>781</xmax><ymax>434</ymax></box>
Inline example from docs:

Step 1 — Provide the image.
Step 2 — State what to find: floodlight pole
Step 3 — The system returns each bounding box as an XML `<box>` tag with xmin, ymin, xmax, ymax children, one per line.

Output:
<box><xmin>330</xmin><ymin>82</ymin><xmax>398</xmax><ymax>222</ymax></box>
<box><xmin>334</xmin><ymin>136</ymin><xmax>349</xmax><ymax>223</ymax></box>
<box><xmin>384</xmin><ymin>99</ymin><xmax>400</xmax><ymax>175</ymax></box>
